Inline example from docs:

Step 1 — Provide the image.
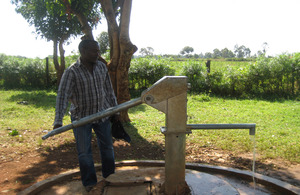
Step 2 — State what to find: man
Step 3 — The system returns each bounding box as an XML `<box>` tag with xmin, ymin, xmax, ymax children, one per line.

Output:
<box><xmin>53</xmin><ymin>39</ymin><xmax>117</xmax><ymax>192</ymax></box>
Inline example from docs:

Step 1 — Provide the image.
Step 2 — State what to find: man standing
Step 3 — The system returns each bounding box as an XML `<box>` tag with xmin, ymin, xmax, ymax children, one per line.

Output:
<box><xmin>53</xmin><ymin>40</ymin><xmax>117</xmax><ymax>191</ymax></box>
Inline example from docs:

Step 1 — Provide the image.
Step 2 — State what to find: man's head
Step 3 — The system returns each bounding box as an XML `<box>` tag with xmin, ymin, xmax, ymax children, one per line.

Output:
<box><xmin>78</xmin><ymin>40</ymin><xmax>100</xmax><ymax>65</ymax></box>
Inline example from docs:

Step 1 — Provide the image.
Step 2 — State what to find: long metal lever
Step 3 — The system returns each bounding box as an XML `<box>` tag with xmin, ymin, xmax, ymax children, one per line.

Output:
<box><xmin>42</xmin><ymin>97</ymin><xmax>143</xmax><ymax>140</ymax></box>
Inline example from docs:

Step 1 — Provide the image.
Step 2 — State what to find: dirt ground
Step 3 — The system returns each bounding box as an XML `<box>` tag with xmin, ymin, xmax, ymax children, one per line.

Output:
<box><xmin>0</xmin><ymin>138</ymin><xmax>299</xmax><ymax>194</ymax></box>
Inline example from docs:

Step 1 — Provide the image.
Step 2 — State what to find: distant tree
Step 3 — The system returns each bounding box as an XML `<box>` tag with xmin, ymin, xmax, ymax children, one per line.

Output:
<box><xmin>140</xmin><ymin>47</ymin><xmax>154</xmax><ymax>56</ymax></box>
<box><xmin>212</xmin><ymin>48</ymin><xmax>222</xmax><ymax>58</ymax></box>
<box><xmin>204</xmin><ymin>52</ymin><xmax>212</xmax><ymax>58</ymax></box>
<box><xmin>221</xmin><ymin>48</ymin><xmax>235</xmax><ymax>58</ymax></box>
<box><xmin>234</xmin><ymin>44</ymin><xmax>251</xmax><ymax>58</ymax></box>
<box><xmin>96</xmin><ymin>31</ymin><xmax>109</xmax><ymax>55</ymax></box>
<box><xmin>244</xmin><ymin>47</ymin><xmax>251</xmax><ymax>58</ymax></box>
<box><xmin>193</xmin><ymin>53</ymin><xmax>199</xmax><ymax>58</ymax></box>
<box><xmin>180</xmin><ymin>46</ymin><xmax>194</xmax><ymax>56</ymax></box>
<box><xmin>234</xmin><ymin>44</ymin><xmax>244</xmax><ymax>58</ymax></box>
<box><xmin>262</xmin><ymin>42</ymin><xmax>269</xmax><ymax>55</ymax></box>
<box><xmin>199</xmin><ymin>52</ymin><xmax>204</xmax><ymax>58</ymax></box>
<box><xmin>257</xmin><ymin>50</ymin><xmax>264</xmax><ymax>57</ymax></box>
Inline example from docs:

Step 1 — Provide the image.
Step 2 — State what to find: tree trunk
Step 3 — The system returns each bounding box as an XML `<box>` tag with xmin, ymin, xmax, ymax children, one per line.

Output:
<box><xmin>58</xmin><ymin>36</ymin><xmax>67</xmax><ymax>85</ymax></box>
<box><xmin>101</xmin><ymin>0</ymin><xmax>137</xmax><ymax>122</ymax></box>
<box><xmin>76</xmin><ymin>12</ymin><xmax>94</xmax><ymax>40</ymax></box>
<box><xmin>117</xmin><ymin>0</ymin><xmax>137</xmax><ymax>121</ymax></box>
<box><xmin>53</xmin><ymin>40</ymin><xmax>63</xmax><ymax>86</ymax></box>
<box><xmin>53</xmin><ymin>35</ymin><xmax>68</xmax><ymax>86</ymax></box>
<box><xmin>100</xmin><ymin>0</ymin><xmax>120</xmax><ymax>91</ymax></box>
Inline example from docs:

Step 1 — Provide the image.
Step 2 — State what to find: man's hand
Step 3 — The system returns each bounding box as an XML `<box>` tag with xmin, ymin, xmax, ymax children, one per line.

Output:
<box><xmin>53</xmin><ymin>124</ymin><xmax>62</xmax><ymax>130</ymax></box>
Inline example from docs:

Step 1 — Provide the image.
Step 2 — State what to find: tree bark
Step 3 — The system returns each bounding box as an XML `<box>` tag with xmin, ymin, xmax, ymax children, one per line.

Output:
<box><xmin>76</xmin><ymin>12</ymin><xmax>94</xmax><ymax>40</ymax></box>
<box><xmin>58</xmin><ymin>35</ymin><xmax>67</xmax><ymax>85</ymax></box>
<box><xmin>53</xmin><ymin>40</ymin><xmax>62</xmax><ymax>86</ymax></box>
<box><xmin>101</xmin><ymin>0</ymin><xmax>137</xmax><ymax>122</ymax></box>
<box><xmin>117</xmin><ymin>0</ymin><xmax>137</xmax><ymax>121</ymax></box>
<box><xmin>100</xmin><ymin>0</ymin><xmax>120</xmax><ymax>91</ymax></box>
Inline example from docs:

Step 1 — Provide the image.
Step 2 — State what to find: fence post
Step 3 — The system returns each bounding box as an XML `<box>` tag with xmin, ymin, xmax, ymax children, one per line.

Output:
<box><xmin>206</xmin><ymin>60</ymin><xmax>211</xmax><ymax>91</ymax></box>
<box><xmin>45</xmin><ymin>57</ymin><xmax>50</xmax><ymax>87</ymax></box>
<box><xmin>206</xmin><ymin>60</ymin><xmax>211</xmax><ymax>73</ymax></box>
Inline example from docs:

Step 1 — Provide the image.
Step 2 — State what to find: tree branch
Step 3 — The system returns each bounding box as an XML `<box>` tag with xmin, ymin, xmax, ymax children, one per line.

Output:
<box><xmin>62</xmin><ymin>0</ymin><xmax>94</xmax><ymax>40</ymax></box>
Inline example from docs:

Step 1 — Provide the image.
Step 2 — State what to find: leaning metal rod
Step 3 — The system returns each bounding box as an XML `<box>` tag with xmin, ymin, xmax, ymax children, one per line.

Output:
<box><xmin>42</xmin><ymin>97</ymin><xmax>143</xmax><ymax>140</ymax></box>
<box><xmin>187</xmin><ymin>124</ymin><xmax>256</xmax><ymax>135</ymax></box>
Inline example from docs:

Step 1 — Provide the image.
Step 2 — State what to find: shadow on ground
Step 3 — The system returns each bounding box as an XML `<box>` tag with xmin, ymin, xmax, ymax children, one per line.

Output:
<box><xmin>14</xmin><ymin>122</ymin><xmax>165</xmax><ymax>192</ymax></box>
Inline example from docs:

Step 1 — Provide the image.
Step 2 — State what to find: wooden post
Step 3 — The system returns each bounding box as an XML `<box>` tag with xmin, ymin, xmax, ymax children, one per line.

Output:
<box><xmin>206</xmin><ymin>60</ymin><xmax>211</xmax><ymax>73</ymax></box>
<box><xmin>206</xmin><ymin>60</ymin><xmax>211</xmax><ymax>90</ymax></box>
<box><xmin>45</xmin><ymin>57</ymin><xmax>50</xmax><ymax>87</ymax></box>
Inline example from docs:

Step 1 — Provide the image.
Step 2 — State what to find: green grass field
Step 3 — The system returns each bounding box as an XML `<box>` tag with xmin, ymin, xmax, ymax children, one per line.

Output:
<box><xmin>0</xmin><ymin>90</ymin><xmax>299</xmax><ymax>163</ymax></box>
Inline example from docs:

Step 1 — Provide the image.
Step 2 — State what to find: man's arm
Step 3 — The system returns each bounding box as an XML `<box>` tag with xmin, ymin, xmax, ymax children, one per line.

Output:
<box><xmin>53</xmin><ymin>68</ymin><xmax>74</xmax><ymax>128</ymax></box>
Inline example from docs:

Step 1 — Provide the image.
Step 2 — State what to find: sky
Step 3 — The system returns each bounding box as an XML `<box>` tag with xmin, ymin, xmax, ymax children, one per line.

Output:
<box><xmin>1</xmin><ymin>0</ymin><xmax>300</xmax><ymax>58</ymax></box>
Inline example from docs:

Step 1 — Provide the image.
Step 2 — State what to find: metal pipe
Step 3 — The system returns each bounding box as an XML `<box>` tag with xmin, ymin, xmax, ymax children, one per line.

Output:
<box><xmin>187</xmin><ymin>124</ymin><xmax>256</xmax><ymax>135</ymax></box>
<box><xmin>42</xmin><ymin>97</ymin><xmax>143</xmax><ymax>140</ymax></box>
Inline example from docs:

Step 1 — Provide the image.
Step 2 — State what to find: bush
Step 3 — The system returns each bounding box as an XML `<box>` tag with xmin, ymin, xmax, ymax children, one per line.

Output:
<box><xmin>129</xmin><ymin>57</ymin><xmax>175</xmax><ymax>90</ymax></box>
<box><xmin>180</xmin><ymin>61</ymin><xmax>208</xmax><ymax>93</ymax></box>
<box><xmin>21</xmin><ymin>59</ymin><xmax>46</xmax><ymax>88</ymax></box>
<box><xmin>246</xmin><ymin>54</ymin><xmax>299</xmax><ymax>97</ymax></box>
<box><xmin>0</xmin><ymin>54</ymin><xmax>56</xmax><ymax>89</ymax></box>
<box><xmin>0</xmin><ymin>57</ymin><xmax>22</xmax><ymax>88</ymax></box>
<box><xmin>1</xmin><ymin>53</ymin><xmax>298</xmax><ymax>99</ymax></box>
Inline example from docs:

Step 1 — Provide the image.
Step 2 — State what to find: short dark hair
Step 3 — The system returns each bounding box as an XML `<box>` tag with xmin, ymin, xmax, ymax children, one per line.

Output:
<box><xmin>78</xmin><ymin>40</ymin><xmax>99</xmax><ymax>53</ymax></box>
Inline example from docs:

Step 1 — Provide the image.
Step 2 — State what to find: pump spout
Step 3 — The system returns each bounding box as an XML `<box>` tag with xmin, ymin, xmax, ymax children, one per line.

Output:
<box><xmin>187</xmin><ymin>123</ymin><xmax>256</xmax><ymax>135</ymax></box>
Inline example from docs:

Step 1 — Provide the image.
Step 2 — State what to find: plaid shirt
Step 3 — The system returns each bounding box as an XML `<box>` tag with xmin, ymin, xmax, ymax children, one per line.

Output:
<box><xmin>54</xmin><ymin>58</ymin><xmax>118</xmax><ymax>126</ymax></box>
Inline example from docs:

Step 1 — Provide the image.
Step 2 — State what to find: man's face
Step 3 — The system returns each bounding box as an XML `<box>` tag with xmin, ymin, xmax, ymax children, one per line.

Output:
<box><xmin>81</xmin><ymin>43</ymin><xmax>100</xmax><ymax>65</ymax></box>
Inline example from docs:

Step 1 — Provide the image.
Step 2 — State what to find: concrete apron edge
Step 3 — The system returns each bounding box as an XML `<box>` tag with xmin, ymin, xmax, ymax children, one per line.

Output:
<box><xmin>18</xmin><ymin>160</ymin><xmax>300</xmax><ymax>195</ymax></box>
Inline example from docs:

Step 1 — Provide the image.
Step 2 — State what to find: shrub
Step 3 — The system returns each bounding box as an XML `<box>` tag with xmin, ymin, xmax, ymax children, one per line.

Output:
<box><xmin>180</xmin><ymin>61</ymin><xmax>208</xmax><ymax>93</ymax></box>
<box><xmin>21</xmin><ymin>59</ymin><xmax>46</xmax><ymax>88</ymax></box>
<box><xmin>246</xmin><ymin>54</ymin><xmax>299</xmax><ymax>97</ymax></box>
<box><xmin>129</xmin><ymin>57</ymin><xmax>175</xmax><ymax>89</ymax></box>
<box><xmin>1</xmin><ymin>57</ymin><xmax>22</xmax><ymax>88</ymax></box>
<box><xmin>0</xmin><ymin>54</ymin><xmax>56</xmax><ymax>89</ymax></box>
<box><xmin>1</xmin><ymin>53</ymin><xmax>298</xmax><ymax>99</ymax></box>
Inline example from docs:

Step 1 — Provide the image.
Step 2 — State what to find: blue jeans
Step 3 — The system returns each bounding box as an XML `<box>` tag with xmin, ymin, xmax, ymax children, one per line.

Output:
<box><xmin>72</xmin><ymin>118</ymin><xmax>115</xmax><ymax>187</ymax></box>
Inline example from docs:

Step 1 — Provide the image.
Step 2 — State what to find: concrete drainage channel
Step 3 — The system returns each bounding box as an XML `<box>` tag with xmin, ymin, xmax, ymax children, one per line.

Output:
<box><xmin>19</xmin><ymin>160</ymin><xmax>300</xmax><ymax>195</ymax></box>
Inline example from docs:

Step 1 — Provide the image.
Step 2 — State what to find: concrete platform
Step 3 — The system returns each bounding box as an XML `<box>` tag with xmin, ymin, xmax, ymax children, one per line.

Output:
<box><xmin>19</xmin><ymin>161</ymin><xmax>300</xmax><ymax>195</ymax></box>
<box><xmin>35</xmin><ymin>167</ymin><xmax>241</xmax><ymax>195</ymax></box>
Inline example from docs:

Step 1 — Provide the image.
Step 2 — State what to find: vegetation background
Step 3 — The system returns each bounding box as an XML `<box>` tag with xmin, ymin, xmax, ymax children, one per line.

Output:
<box><xmin>0</xmin><ymin>52</ymin><xmax>299</xmax><ymax>193</ymax></box>
<box><xmin>1</xmin><ymin>0</ymin><xmax>299</xmax><ymax>193</ymax></box>
<box><xmin>1</xmin><ymin>52</ymin><xmax>299</xmax><ymax>99</ymax></box>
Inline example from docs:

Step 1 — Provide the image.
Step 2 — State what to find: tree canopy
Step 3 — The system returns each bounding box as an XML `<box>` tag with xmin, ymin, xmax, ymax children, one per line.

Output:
<box><xmin>234</xmin><ymin>44</ymin><xmax>251</xmax><ymax>58</ymax></box>
<box><xmin>140</xmin><ymin>47</ymin><xmax>154</xmax><ymax>56</ymax></box>
<box><xmin>96</xmin><ymin>31</ymin><xmax>109</xmax><ymax>55</ymax></box>
<box><xmin>180</xmin><ymin>46</ymin><xmax>194</xmax><ymax>56</ymax></box>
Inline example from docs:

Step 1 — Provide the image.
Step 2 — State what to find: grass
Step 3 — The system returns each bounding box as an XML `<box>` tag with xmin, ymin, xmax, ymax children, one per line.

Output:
<box><xmin>185</xmin><ymin>95</ymin><xmax>299</xmax><ymax>161</ymax></box>
<box><xmin>0</xmin><ymin>90</ymin><xmax>73</xmax><ymax>151</ymax></box>
<box><xmin>0</xmin><ymin>90</ymin><xmax>299</xmax><ymax>163</ymax></box>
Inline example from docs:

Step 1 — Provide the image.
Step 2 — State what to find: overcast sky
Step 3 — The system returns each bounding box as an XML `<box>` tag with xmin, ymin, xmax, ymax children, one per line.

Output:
<box><xmin>1</xmin><ymin>0</ymin><xmax>299</xmax><ymax>58</ymax></box>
